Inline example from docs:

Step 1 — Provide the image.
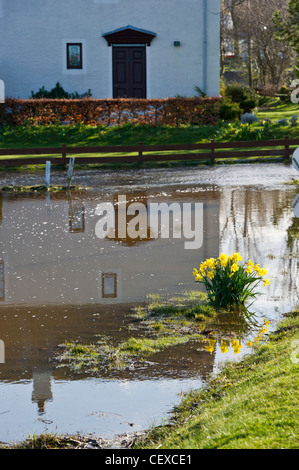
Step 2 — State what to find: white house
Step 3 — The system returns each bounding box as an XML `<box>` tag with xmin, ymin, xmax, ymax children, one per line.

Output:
<box><xmin>0</xmin><ymin>0</ymin><xmax>220</xmax><ymax>99</ymax></box>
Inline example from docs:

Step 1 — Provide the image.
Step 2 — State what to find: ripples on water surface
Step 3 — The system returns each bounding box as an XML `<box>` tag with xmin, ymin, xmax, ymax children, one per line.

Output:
<box><xmin>0</xmin><ymin>163</ymin><xmax>298</xmax><ymax>445</ymax></box>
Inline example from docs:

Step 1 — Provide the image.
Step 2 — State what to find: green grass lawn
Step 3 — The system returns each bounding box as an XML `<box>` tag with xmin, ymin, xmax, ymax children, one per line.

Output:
<box><xmin>256</xmin><ymin>101</ymin><xmax>299</xmax><ymax>121</ymax></box>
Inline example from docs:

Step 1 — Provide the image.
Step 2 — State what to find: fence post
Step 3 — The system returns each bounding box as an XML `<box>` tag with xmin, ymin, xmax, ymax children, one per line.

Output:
<box><xmin>138</xmin><ymin>142</ymin><xmax>143</xmax><ymax>158</ymax></box>
<box><xmin>45</xmin><ymin>161</ymin><xmax>51</xmax><ymax>189</ymax></box>
<box><xmin>67</xmin><ymin>157</ymin><xmax>75</xmax><ymax>190</ymax></box>
<box><xmin>62</xmin><ymin>144</ymin><xmax>67</xmax><ymax>166</ymax></box>
<box><xmin>210</xmin><ymin>139</ymin><xmax>215</xmax><ymax>164</ymax></box>
<box><xmin>284</xmin><ymin>136</ymin><xmax>290</xmax><ymax>160</ymax></box>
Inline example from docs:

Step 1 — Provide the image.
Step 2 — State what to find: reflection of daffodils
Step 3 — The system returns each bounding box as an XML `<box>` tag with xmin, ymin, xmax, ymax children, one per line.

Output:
<box><xmin>193</xmin><ymin>252</ymin><xmax>270</xmax><ymax>308</ymax></box>
<box><xmin>203</xmin><ymin>337</ymin><xmax>243</xmax><ymax>355</ymax></box>
<box><xmin>247</xmin><ymin>319</ymin><xmax>270</xmax><ymax>346</ymax></box>
<box><xmin>203</xmin><ymin>319</ymin><xmax>270</xmax><ymax>356</ymax></box>
<box><xmin>205</xmin><ymin>338</ymin><xmax>216</xmax><ymax>354</ymax></box>
<box><xmin>231</xmin><ymin>339</ymin><xmax>243</xmax><ymax>354</ymax></box>
<box><xmin>220</xmin><ymin>340</ymin><xmax>229</xmax><ymax>355</ymax></box>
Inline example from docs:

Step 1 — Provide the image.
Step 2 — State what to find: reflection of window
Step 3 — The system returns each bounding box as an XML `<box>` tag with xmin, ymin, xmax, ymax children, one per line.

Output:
<box><xmin>69</xmin><ymin>204</ymin><xmax>85</xmax><ymax>232</ymax></box>
<box><xmin>101</xmin><ymin>273</ymin><xmax>117</xmax><ymax>298</ymax></box>
<box><xmin>67</xmin><ymin>43</ymin><xmax>82</xmax><ymax>69</ymax></box>
<box><xmin>0</xmin><ymin>260</ymin><xmax>4</xmax><ymax>301</ymax></box>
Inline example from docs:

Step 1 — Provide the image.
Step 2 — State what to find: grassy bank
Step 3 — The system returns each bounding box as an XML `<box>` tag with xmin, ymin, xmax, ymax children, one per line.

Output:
<box><xmin>133</xmin><ymin>306</ymin><xmax>299</xmax><ymax>449</ymax></box>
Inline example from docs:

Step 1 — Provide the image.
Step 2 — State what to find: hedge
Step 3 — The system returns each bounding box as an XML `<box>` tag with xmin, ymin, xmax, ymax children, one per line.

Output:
<box><xmin>0</xmin><ymin>97</ymin><xmax>221</xmax><ymax>127</ymax></box>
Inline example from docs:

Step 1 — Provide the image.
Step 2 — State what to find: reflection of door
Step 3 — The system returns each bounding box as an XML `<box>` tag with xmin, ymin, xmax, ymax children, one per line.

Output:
<box><xmin>113</xmin><ymin>46</ymin><xmax>146</xmax><ymax>98</ymax></box>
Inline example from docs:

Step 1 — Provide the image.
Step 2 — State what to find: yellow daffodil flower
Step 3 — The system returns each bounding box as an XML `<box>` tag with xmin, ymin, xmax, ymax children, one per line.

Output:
<box><xmin>231</xmin><ymin>263</ymin><xmax>239</xmax><ymax>273</ymax></box>
<box><xmin>231</xmin><ymin>252</ymin><xmax>242</xmax><ymax>263</ymax></box>
<box><xmin>218</xmin><ymin>253</ymin><xmax>229</xmax><ymax>267</ymax></box>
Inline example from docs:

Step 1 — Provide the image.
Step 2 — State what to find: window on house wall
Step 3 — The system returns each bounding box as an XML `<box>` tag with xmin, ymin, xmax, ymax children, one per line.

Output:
<box><xmin>66</xmin><ymin>43</ymin><xmax>83</xmax><ymax>69</ymax></box>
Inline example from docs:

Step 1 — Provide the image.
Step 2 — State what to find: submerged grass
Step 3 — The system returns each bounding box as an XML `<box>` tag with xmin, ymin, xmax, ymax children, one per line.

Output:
<box><xmin>4</xmin><ymin>433</ymin><xmax>106</xmax><ymax>449</ymax></box>
<box><xmin>133</xmin><ymin>306</ymin><xmax>299</xmax><ymax>449</ymax></box>
<box><xmin>0</xmin><ymin>184</ymin><xmax>88</xmax><ymax>193</ymax></box>
<box><xmin>55</xmin><ymin>291</ymin><xmax>217</xmax><ymax>373</ymax></box>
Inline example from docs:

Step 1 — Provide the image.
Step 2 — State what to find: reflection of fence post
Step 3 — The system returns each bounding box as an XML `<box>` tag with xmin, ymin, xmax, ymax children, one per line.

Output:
<box><xmin>0</xmin><ymin>340</ymin><xmax>4</xmax><ymax>363</ymax></box>
<box><xmin>45</xmin><ymin>161</ymin><xmax>51</xmax><ymax>189</ymax></box>
<box><xmin>67</xmin><ymin>157</ymin><xmax>75</xmax><ymax>189</ymax></box>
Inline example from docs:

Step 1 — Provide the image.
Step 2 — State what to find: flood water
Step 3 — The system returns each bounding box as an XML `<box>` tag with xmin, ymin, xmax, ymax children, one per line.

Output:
<box><xmin>0</xmin><ymin>162</ymin><xmax>298</xmax><ymax>446</ymax></box>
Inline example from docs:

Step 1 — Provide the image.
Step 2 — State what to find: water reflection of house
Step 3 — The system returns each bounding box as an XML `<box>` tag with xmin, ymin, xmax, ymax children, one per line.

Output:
<box><xmin>0</xmin><ymin>191</ymin><xmax>220</xmax><ymax>306</ymax></box>
<box><xmin>0</xmin><ymin>189</ymin><xmax>220</xmax><ymax>395</ymax></box>
<box><xmin>31</xmin><ymin>370</ymin><xmax>53</xmax><ymax>414</ymax></box>
<box><xmin>111</xmin><ymin>192</ymin><xmax>152</xmax><ymax>245</ymax></box>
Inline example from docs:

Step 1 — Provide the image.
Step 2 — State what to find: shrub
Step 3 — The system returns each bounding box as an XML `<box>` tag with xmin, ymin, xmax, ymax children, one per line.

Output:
<box><xmin>219</xmin><ymin>98</ymin><xmax>242</xmax><ymax>121</ymax></box>
<box><xmin>31</xmin><ymin>82</ymin><xmax>92</xmax><ymax>99</ymax></box>
<box><xmin>278</xmin><ymin>85</ymin><xmax>290</xmax><ymax>103</ymax></box>
<box><xmin>240</xmin><ymin>113</ymin><xmax>260</xmax><ymax>124</ymax></box>
<box><xmin>257</xmin><ymin>83</ymin><xmax>278</xmax><ymax>97</ymax></box>
<box><xmin>276</xmin><ymin>118</ymin><xmax>289</xmax><ymax>126</ymax></box>
<box><xmin>290</xmin><ymin>115</ymin><xmax>298</xmax><ymax>126</ymax></box>
<box><xmin>225</xmin><ymin>84</ymin><xmax>259</xmax><ymax>113</ymax></box>
<box><xmin>0</xmin><ymin>97</ymin><xmax>221</xmax><ymax>127</ymax></box>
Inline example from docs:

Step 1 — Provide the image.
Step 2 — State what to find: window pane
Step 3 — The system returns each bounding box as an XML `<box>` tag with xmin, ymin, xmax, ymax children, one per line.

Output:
<box><xmin>67</xmin><ymin>43</ymin><xmax>82</xmax><ymax>69</ymax></box>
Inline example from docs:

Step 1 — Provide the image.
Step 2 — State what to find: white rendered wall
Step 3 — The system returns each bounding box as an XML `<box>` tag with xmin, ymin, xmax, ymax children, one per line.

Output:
<box><xmin>0</xmin><ymin>0</ymin><xmax>220</xmax><ymax>99</ymax></box>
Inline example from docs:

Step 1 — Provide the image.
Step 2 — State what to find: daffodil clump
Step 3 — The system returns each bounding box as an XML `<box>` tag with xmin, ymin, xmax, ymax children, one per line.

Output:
<box><xmin>193</xmin><ymin>252</ymin><xmax>270</xmax><ymax>308</ymax></box>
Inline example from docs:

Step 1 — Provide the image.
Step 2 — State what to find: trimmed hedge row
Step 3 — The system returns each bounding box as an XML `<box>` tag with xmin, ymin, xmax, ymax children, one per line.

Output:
<box><xmin>0</xmin><ymin>97</ymin><xmax>221</xmax><ymax>127</ymax></box>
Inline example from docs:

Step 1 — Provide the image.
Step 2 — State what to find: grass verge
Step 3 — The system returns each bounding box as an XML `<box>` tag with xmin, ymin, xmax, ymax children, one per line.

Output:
<box><xmin>133</xmin><ymin>306</ymin><xmax>299</xmax><ymax>449</ymax></box>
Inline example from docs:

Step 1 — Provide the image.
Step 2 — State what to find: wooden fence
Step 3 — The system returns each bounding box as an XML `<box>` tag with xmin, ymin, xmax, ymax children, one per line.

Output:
<box><xmin>0</xmin><ymin>137</ymin><xmax>298</xmax><ymax>167</ymax></box>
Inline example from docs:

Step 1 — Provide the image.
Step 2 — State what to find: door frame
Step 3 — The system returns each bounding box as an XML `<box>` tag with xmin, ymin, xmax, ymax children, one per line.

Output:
<box><xmin>112</xmin><ymin>44</ymin><xmax>147</xmax><ymax>99</ymax></box>
<box><xmin>103</xmin><ymin>26</ymin><xmax>156</xmax><ymax>99</ymax></box>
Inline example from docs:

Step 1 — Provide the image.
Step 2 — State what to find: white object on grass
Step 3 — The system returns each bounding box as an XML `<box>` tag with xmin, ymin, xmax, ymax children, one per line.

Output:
<box><xmin>292</xmin><ymin>148</ymin><xmax>299</xmax><ymax>173</ymax></box>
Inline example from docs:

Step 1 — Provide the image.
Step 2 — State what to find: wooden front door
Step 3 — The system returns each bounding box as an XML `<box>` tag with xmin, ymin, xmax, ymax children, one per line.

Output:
<box><xmin>113</xmin><ymin>46</ymin><xmax>146</xmax><ymax>98</ymax></box>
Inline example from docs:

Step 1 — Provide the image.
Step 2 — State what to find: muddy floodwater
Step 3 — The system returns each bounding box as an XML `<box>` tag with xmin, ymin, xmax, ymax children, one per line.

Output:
<box><xmin>0</xmin><ymin>162</ymin><xmax>298</xmax><ymax>446</ymax></box>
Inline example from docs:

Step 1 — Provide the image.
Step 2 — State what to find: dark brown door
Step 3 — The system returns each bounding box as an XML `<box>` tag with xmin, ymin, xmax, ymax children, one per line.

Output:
<box><xmin>113</xmin><ymin>46</ymin><xmax>146</xmax><ymax>98</ymax></box>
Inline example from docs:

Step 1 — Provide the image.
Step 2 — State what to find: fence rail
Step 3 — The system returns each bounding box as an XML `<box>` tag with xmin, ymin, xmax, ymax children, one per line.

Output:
<box><xmin>0</xmin><ymin>137</ymin><xmax>298</xmax><ymax>167</ymax></box>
